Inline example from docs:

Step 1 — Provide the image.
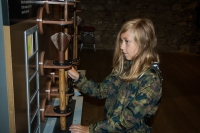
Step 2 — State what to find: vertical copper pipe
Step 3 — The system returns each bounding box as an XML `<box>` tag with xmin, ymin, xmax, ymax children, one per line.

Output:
<box><xmin>64</xmin><ymin>4</ymin><xmax>68</xmax><ymax>21</ymax></box>
<box><xmin>58</xmin><ymin>51</ymin><xmax>65</xmax><ymax>64</ymax></box>
<box><xmin>57</xmin><ymin>32</ymin><xmax>69</xmax><ymax>64</ymax></box>
<box><xmin>75</xmin><ymin>25</ymin><xmax>78</xmax><ymax>56</ymax></box>
<box><xmin>74</xmin><ymin>25</ymin><xmax>78</xmax><ymax>70</ymax></box>
<box><xmin>73</xmin><ymin>3</ymin><xmax>77</xmax><ymax>59</ymax></box>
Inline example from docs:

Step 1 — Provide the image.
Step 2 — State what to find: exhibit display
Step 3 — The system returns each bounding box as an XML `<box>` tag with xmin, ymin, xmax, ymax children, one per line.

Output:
<box><xmin>1</xmin><ymin>0</ymin><xmax>82</xmax><ymax>132</ymax></box>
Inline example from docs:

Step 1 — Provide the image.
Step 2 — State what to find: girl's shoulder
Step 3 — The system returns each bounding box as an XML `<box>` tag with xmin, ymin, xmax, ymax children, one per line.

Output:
<box><xmin>129</xmin><ymin>63</ymin><xmax>163</xmax><ymax>90</ymax></box>
<box><xmin>138</xmin><ymin>62</ymin><xmax>162</xmax><ymax>82</ymax></box>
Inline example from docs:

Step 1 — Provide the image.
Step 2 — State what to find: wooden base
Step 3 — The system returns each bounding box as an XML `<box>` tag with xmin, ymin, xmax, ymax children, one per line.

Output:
<box><xmin>41</xmin><ymin>80</ymin><xmax>74</xmax><ymax>101</ymax></box>
<box><xmin>40</xmin><ymin>98</ymin><xmax>72</xmax><ymax>122</ymax></box>
<box><xmin>37</xmin><ymin>6</ymin><xmax>74</xmax><ymax>34</ymax></box>
<box><xmin>39</xmin><ymin>51</ymin><xmax>80</xmax><ymax>76</ymax></box>
<box><xmin>39</xmin><ymin>51</ymin><xmax>72</xmax><ymax>76</ymax></box>
<box><xmin>40</xmin><ymin>97</ymin><xmax>83</xmax><ymax>133</ymax></box>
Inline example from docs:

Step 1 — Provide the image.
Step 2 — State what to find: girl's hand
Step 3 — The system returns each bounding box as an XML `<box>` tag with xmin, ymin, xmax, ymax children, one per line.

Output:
<box><xmin>68</xmin><ymin>67</ymin><xmax>79</xmax><ymax>81</ymax></box>
<box><xmin>69</xmin><ymin>124</ymin><xmax>89</xmax><ymax>133</ymax></box>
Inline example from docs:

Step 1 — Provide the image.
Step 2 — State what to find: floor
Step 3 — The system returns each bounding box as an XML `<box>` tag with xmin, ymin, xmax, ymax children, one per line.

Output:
<box><xmin>76</xmin><ymin>49</ymin><xmax>200</xmax><ymax>133</ymax></box>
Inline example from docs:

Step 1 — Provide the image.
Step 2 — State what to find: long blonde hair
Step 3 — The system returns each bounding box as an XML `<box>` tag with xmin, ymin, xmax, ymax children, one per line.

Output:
<box><xmin>113</xmin><ymin>18</ymin><xmax>159</xmax><ymax>81</ymax></box>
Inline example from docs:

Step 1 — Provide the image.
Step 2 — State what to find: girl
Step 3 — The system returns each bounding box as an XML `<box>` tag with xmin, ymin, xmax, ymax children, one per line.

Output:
<box><xmin>69</xmin><ymin>18</ymin><xmax>162</xmax><ymax>133</ymax></box>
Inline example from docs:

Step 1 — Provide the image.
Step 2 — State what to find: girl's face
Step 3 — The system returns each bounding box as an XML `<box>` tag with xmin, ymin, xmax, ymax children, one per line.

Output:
<box><xmin>120</xmin><ymin>30</ymin><xmax>139</xmax><ymax>60</ymax></box>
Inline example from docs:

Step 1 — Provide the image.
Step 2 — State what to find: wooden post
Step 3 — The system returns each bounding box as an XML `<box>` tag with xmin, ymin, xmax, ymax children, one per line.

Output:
<box><xmin>59</xmin><ymin>69</ymin><xmax>66</xmax><ymax>130</ymax></box>
<box><xmin>58</xmin><ymin>4</ymin><xmax>68</xmax><ymax>130</ymax></box>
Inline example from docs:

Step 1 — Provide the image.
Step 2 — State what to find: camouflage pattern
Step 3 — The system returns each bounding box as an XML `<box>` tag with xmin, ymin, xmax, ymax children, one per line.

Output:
<box><xmin>74</xmin><ymin>63</ymin><xmax>162</xmax><ymax>133</ymax></box>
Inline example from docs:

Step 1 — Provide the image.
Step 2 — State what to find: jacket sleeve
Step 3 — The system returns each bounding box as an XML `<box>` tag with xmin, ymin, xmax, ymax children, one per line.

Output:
<box><xmin>89</xmin><ymin>73</ymin><xmax>162</xmax><ymax>132</ymax></box>
<box><xmin>74</xmin><ymin>73</ymin><xmax>115</xmax><ymax>99</ymax></box>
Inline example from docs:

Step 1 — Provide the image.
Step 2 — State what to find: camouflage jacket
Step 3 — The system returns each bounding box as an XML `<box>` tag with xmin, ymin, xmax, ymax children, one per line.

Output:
<box><xmin>74</xmin><ymin>63</ymin><xmax>162</xmax><ymax>133</ymax></box>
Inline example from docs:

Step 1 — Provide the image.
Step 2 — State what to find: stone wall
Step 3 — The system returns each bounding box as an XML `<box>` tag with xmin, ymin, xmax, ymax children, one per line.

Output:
<box><xmin>77</xmin><ymin>0</ymin><xmax>200</xmax><ymax>53</ymax></box>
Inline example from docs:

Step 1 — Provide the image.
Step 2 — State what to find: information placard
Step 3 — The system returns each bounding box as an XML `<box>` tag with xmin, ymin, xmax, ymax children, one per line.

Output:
<box><xmin>7</xmin><ymin>0</ymin><xmax>41</xmax><ymax>25</ymax></box>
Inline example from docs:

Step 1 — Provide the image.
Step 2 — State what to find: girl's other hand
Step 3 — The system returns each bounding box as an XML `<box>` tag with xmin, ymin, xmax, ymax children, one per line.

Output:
<box><xmin>69</xmin><ymin>124</ymin><xmax>89</xmax><ymax>133</ymax></box>
<box><xmin>68</xmin><ymin>67</ymin><xmax>79</xmax><ymax>81</ymax></box>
